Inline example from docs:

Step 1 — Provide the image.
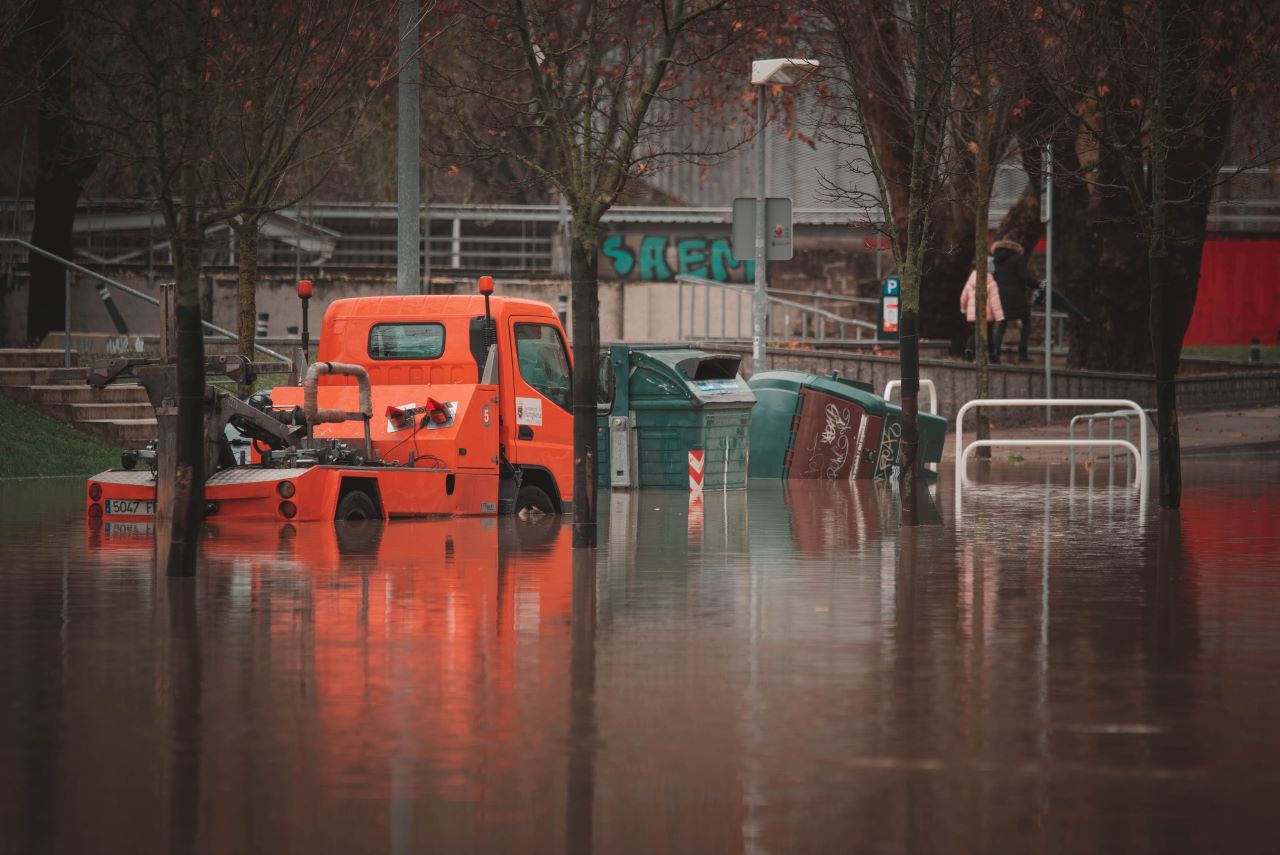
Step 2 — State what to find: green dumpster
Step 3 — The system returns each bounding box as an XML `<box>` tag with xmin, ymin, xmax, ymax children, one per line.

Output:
<box><xmin>597</xmin><ymin>345</ymin><xmax>756</xmax><ymax>490</ymax></box>
<box><xmin>747</xmin><ymin>370</ymin><xmax>946</xmax><ymax>479</ymax></box>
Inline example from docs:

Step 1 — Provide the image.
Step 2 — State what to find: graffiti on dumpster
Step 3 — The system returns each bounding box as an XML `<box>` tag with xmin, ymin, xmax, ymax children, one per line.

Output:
<box><xmin>788</xmin><ymin>390</ymin><xmax>881</xmax><ymax>480</ymax></box>
<box><xmin>601</xmin><ymin>234</ymin><xmax>756</xmax><ymax>283</ymax></box>
<box><xmin>875</xmin><ymin>420</ymin><xmax>902</xmax><ymax>480</ymax></box>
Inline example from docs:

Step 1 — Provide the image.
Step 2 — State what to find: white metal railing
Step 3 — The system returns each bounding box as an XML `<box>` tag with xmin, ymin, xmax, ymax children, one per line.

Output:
<box><xmin>1068</xmin><ymin>409</ymin><xmax>1153</xmax><ymax>487</ymax></box>
<box><xmin>954</xmin><ymin>398</ymin><xmax>1149</xmax><ymax>515</ymax></box>
<box><xmin>674</xmin><ymin>273</ymin><xmax>877</xmax><ymax>344</ymax></box>
<box><xmin>882</xmin><ymin>379</ymin><xmax>937</xmax><ymax>415</ymax></box>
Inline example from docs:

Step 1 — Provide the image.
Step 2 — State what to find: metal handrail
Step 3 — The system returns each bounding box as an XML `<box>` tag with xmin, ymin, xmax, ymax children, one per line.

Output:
<box><xmin>1068</xmin><ymin>409</ymin><xmax>1147</xmax><ymax>467</ymax></box>
<box><xmin>882</xmin><ymin>379</ymin><xmax>937</xmax><ymax>415</ymax></box>
<box><xmin>954</xmin><ymin>398</ymin><xmax>1150</xmax><ymax>517</ymax></box>
<box><xmin>959</xmin><ymin>439</ymin><xmax>1141</xmax><ymax>489</ymax></box>
<box><xmin>1</xmin><ymin>237</ymin><xmax>286</xmax><ymax>362</ymax></box>
<box><xmin>675</xmin><ymin>273</ymin><xmax>876</xmax><ymax>344</ymax></box>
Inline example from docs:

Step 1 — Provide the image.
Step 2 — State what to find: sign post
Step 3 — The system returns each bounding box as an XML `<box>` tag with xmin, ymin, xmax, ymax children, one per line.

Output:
<box><xmin>1041</xmin><ymin>144</ymin><xmax>1054</xmax><ymax>425</ymax></box>
<box><xmin>877</xmin><ymin>276</ymin><xmax>901</xmax><ymax>342</ymax></box>
<box><xmin>733</xmin><ymin>195</ymin><xmax>793</xmax><ymax>372</ymax></box>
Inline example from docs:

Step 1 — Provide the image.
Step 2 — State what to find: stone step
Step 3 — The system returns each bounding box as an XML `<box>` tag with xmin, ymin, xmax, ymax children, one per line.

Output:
<box><xmin>0</xmin><ymin>384</ymin><xmax>149</xmax><ymax>405</ymax></box>
<box><xmin>0</xmin><ymin>366</ymin><xmax>89</xmax><ymax>386</ymax></box>
<box><xmin>78</xmin><ymin>418</ymin><xmax>159</xmax><ymax>446</ymax></box>
<box><xmin>0</xmin><ymin>348</ymin><xmax>79</xmax><ymax>368</ymax></box>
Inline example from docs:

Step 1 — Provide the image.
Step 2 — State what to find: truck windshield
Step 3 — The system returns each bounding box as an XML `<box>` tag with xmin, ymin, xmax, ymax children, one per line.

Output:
<box><xmin>368</xmin><ymin>323</ymin><xmax>445</xmax><ymax>360</ymax></box>
<box><xmin>515</xmin><ymin>323</ymin><xmax>571</xmax><ymax>411</ymax></box>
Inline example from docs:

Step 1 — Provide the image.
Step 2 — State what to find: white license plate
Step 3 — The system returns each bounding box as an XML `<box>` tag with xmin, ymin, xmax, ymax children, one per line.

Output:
<box><xmin>104</xmin><ymin>521</ymin><xmax>155</xmax><ymax>537</ymax></box>
<box><xmin>104</xmin><ymin>499</ymin><xmax>156</xmax><ymax>517</ymax></box>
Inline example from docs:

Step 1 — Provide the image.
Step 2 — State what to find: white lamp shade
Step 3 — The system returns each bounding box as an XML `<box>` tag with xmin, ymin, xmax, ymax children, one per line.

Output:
<box><xmin>750</xmin><ymin>58</ymin><xmax>820</xmax><ymax>86</ymax></box>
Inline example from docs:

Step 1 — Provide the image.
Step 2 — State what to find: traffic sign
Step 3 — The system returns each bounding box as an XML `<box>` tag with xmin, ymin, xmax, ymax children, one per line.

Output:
<box><xmin>878</xmin><ymin>276</ymin><xmax>901</xmax><ymax>341</ymax></box>
<box><xmin>731</xmin><ymin>197</ymin><xmax>793</xmax><ymax>261</ymax></box>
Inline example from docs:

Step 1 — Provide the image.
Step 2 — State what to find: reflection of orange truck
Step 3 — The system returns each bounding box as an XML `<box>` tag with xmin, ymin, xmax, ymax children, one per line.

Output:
<box><xmin>86</xmin><ymin>278</ymin><xmax>575</xmax><ymax>522</ymax></box>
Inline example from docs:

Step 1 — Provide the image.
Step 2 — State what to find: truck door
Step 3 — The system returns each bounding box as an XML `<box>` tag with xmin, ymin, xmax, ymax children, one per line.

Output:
<box><xmin>506</xmin><ymin>317</ymin><xmax>574</xmax><ymax>491</ymax></box>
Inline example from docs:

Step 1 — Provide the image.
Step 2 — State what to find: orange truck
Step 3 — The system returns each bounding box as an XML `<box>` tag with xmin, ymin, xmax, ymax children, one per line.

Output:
<box><xmin>86</xmin><ymin>277</ymin><xmax>575</xmax><ymax>522</ymax></box>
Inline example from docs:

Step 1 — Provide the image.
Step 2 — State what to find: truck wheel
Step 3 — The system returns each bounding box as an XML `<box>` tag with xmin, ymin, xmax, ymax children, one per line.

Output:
<box><xmin>335</xmin><ymin>490</ymin><xmax>378</xmax><ymax>521</ymax></box>
<box><xmin>515</xmin><ymin>484</ymin><xmax>555</xmax><ymax>517</ymax></box>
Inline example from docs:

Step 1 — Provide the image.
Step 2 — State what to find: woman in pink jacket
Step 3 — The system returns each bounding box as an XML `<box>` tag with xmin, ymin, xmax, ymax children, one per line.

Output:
<box><xmin>960</xmin><ymin>265</ymin><xmax>1005</xmax><ymax>362</ymax></box>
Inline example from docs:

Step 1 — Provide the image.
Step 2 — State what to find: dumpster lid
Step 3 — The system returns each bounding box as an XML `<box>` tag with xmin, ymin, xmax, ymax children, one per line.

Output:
<box><xmin>748</xmin><ymin>369</ymin><xmax>886</xmax><ymax>411</ymax></box>
<box><xmin>675</xmin><ymin>354</ymin><xmax>741</xmax><ymax>381</ymax></box>
<box><xmin>625</xmin><ymin>347</ymin><xmax>757</xmax><ymax>406</ymax></box>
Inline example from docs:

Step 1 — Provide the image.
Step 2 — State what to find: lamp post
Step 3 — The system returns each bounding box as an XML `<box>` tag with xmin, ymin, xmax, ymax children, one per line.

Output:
<box><xmin>749</xmin><ymin>58</ymin><xmax>818</xmax><ymax>373</ymax></box>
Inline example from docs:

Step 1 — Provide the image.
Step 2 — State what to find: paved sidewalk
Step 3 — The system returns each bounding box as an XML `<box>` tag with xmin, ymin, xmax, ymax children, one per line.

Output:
<box><xmin>941</xmin><ymin>405</ymin><xmax>1279</xmax><ymax>462</ymax></box>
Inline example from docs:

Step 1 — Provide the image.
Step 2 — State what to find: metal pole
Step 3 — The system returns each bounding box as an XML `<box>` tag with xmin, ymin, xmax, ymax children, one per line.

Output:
<box><xmin>421</xmin><ymin>164</ymin><xmax>431</xmax><ymax>292</ymax></box>
<box><xmin>294</xmin><ymin>207</ymin><xmax>301</xmax><ymax>283</ymax></box>
<box><xmin>63</xmin><ymin>270</ymin><xmax>70</xmax><ymax>368</ymax></box>
<box><xmin>9</xmin><ymin>127</ymin><xmax>25</xmax><ymax>236</ymax></box>
<box><xmin>677</xmin><ymin>279</ymin><xmax>683</xmax><ymax>339</ymax></box>
<box><xmin>1108</xmin><ymin>417</ymin><xmax>1116</xmax><ymax>488</ymax></box>
<box><xmin>396</xmin><ymin>0</ymin><xmax>421</xmax><ymax>295</ymax></box>
<box><xmin>1042</xmin><ymin>144</ymin><xmax>1054</xmax><ymax>425</ymax></box>
<box><xmin>148</xmin><ymin>209</ymin><xmax>155</xmax><ymax>286</ymax></box>
<box><xmin>752</xmin><ymin>87</ymin><xmax>768</xmax><ymax>372</ymax></box>
<box><xmin>704</xmin><ymin>281</ymin><xmax>710</xmax><ymax>339</ymax></box>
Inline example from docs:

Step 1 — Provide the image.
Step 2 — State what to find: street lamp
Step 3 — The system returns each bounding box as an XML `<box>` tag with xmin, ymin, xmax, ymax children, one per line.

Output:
<box><xmin>749</xmin><ymin>58</ymin><xmax>819</xmax><ymax>373</ymax></box>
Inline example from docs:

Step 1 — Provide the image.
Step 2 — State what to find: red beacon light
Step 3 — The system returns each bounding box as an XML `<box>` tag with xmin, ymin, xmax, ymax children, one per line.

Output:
<box><xmin>424</xmin><ymin>396</ymin><xmax>449</xmax><ymax>424</ymax></box>
<box><xmin>297</xmin><ymin>279</ymin><xmax>313</xmax><ymax>299</ymax></box>
<box><xmin>477</xmin><ymin>275</ymin><xmax>494</xmax><ymax>295</ymax></box>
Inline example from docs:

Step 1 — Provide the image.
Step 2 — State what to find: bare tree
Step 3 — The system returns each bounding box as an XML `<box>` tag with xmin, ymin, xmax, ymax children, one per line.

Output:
<box><xmin>203</xmin><ymin>0</ymin><xmax>398</xmax><ymax>363</ymax></box>
<box><xmin>1019</xmin><ymin>0</ymin><xmax>1279</xmax><ymax>507</ymax></box>
<box><xmin>5</xmin><ymin>0</ymin><xmax>99</xmax><ymax>344</ymax></box>
<box><xmin>814</xmin><ymin>0</ymin><xmax>962</xmax><ymax>525</ymax></box>
<box><xmin>422</xmin><ymin>0</ymin><xmax>743</xmax><ymax>548</ymax></box>
<box><xmin>71</xmin><ymin>0</ymin><xmax>380</xmax><ymax>571</ymax></box>
<box><xmin>953</xmin><ymin>0</ymin><xmax>1020</xmax><ymax>454</ymax></box>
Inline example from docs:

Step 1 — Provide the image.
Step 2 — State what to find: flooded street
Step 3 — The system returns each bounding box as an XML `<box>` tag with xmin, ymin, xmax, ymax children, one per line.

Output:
<box><xmin>2</xmin><ymin>459</ymin><xmax>1279</xmax><ymax>853</ymax></box>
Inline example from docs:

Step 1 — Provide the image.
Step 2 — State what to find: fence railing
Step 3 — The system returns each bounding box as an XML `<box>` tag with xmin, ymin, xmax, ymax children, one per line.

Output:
<box><xmin>0</xmin><ymin>238</ymin><xmax>287</xmax><ymax>363</ymax></box>
<box><xmin>1068</xmin><ymin>408</ymin><xmax>1153</xmax><ymax>489</ymax></box>
<box><xmin>954</xmin><ymin>398</ymin><xmax>1149</xmax><ymax>519</ymax></box>
<box><xmin>674</xmin><ymin>274</ymin><xmax>878</xmax><ymax>344</ymax></box>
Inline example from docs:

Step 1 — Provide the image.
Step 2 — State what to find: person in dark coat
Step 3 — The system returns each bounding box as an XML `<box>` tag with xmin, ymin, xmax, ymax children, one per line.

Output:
<box><xmin>990</xmin><ymin>239</ymin><xmax>1038</xmax><ymax>363</ymax></box>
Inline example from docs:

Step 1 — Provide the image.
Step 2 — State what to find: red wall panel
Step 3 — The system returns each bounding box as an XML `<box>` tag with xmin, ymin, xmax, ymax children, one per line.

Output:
<box><xmin>1184</xmin><ymin>239</ymin><xmax>1280</xmax><ymax>345</ymax></box>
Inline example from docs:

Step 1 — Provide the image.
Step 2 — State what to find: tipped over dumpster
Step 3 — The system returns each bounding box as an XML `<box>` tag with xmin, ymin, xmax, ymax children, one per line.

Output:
<box><xmin>747</xmin><ymin>370</ymin><xmax>946</xmax><ymax>480</ymax></box>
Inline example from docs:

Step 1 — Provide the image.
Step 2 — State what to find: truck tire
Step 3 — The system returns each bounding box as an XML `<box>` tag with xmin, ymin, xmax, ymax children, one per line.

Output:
<box><xmin>335</xmin><ymin>490</ymin><xmax>378</xmax><ymax>521</ymax></box>
<box><xmin>515</xmin><ymin>484</ymin><xmax>555</xmax><ymax>517</ymax></box>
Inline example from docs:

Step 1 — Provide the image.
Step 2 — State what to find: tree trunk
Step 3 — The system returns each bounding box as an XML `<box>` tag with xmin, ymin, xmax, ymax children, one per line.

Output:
<box><xmin>1149</xmin><ymin>252</ymin><xmax>1180</xmax><ymax>508</ymax></box>
<box><xmin>898</xmin><ymin>306</ymin><xmax>920</xmax><ymax>527</ymax></box>
<box><xmin>165</xmin><ymin>0</ymin><xmax>207</xmax><ymax>578</ymax></box>
<box><xmin>167</xmin><ymin>220</ymin><xmax>206</xmax><ymax>577</ymax></box>
<box><xmin>921</xmin><ymin>205</ymin><xmax>975</xmax><ymax>353</ymax></box>
<box><xmin>25</xmin><ymin>0</ymin><xmax>97</xmax><ymax>345</ymax></box>
<box><xmin>234</xmin><ymin>218</ymin><xmax>260</xmax><ymax>373</ymax></box>
<box><xmin>570</xmin><ymin>232</ymin><xmax>600</xmax><ymax>549</ymax></box>
<box><xmin>974</xmin><ymin>227</ymin><xmax>991</xmax><ymax>460</ymax></box>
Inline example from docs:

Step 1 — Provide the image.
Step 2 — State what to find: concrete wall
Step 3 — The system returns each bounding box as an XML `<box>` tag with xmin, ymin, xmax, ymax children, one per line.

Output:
<box><xmin>5</xmin><ymin>269</ymin><xmax>764</xmax><ymax>348</ymax></box>
<box><xmin>714</xmin><ymin>343</ymin><xmax>1280</xmax><ymax>425</ymax></box>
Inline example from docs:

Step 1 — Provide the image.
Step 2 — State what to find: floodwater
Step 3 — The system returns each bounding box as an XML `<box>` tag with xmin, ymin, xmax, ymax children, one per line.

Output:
<box><xmin>2</xmin><ymin>459</ymin><xmax>1279</xmax><ymax>854</ymax></box>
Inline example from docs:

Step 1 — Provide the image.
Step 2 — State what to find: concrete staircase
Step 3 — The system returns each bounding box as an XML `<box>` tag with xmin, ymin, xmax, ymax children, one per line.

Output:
<box><xmin>0</xmin><ymin>349</ymin><xmax>158</xmax><ymax>446</ymax></box>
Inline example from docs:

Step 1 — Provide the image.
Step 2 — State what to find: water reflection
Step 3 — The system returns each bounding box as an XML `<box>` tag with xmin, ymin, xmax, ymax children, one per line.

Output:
<box><xmin>1</xmin><ymin>460</ymin><xmax>1279</xmax><ymax>852</ymax></box>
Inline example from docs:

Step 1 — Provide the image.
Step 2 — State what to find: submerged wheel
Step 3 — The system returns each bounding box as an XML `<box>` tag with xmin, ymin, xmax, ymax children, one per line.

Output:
<box><xmin>515</xmin><ymin>484</ymin><xmax>555</xmax><ymax>517</ymax></box>
<box><xmin>335</xmin><ymin>490</ymin><xmax>378</xmax><ymax>521</ymax></box>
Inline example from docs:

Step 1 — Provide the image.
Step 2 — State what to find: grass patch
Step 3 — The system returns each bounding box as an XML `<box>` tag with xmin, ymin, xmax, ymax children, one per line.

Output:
<box><xmin>0</xmin><ymin>397</ymin><xmax>122</xmax><ymax>478</ymax></box>
<box><xmin>1183</xmin><ymin>344</ymin><xmax>1280</xmax><ymax>364</ymax></box>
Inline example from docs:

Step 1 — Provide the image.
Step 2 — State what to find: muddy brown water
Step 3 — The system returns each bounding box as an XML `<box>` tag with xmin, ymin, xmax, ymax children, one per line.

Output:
<box><xmin>2</xmin><ymin>458</ymin><xmax>1278</xmax><ymax>853</ymax></box>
